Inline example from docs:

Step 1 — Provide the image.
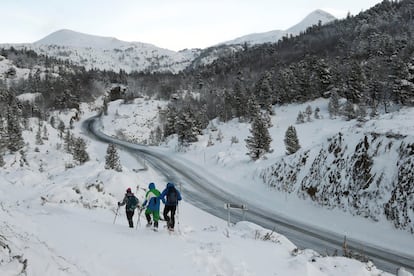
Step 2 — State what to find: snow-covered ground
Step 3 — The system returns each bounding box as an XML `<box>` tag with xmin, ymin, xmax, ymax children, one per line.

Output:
<box><xmin>0</xmin><ymin>96</ymin><xmax>407</xmax><ymax>275</ymax></box>
<box><xmin>100</xmin><ymin>98</ymin><xmax>414</xmax><ymax>260</ymax></box>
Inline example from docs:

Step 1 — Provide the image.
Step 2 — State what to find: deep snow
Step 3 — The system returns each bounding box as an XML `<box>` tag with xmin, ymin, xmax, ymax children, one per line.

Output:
<box><xmin>0</xmin><ymin>96</ymin><xmax>408</xmax><ymax>275</ymax></box>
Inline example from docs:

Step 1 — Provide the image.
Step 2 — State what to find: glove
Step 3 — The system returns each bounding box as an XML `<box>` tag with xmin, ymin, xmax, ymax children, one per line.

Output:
<box><xmin>117</xmin><ymin>202</ymin><xmax>121</xmax><ymax>207</ymax></box>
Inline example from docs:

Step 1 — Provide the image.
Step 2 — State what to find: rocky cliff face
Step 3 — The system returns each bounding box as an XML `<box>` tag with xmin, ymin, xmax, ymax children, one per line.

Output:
<box><xmin>260</xmin><ymin>131</ymin><xmax>414</xmax><ymax>233</ymax></box>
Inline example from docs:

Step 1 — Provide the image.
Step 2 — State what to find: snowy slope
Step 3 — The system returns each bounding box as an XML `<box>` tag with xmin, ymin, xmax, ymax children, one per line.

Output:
<box><xmin>1</xmin><ymin>29</ymin><xmax>200</xmax><ymax>74</ymax></box>
<box><xmin>223</xmin><ymin>9</ymin><xmax>336</xmax><ymax>46</ymax></box>
<box><xmin>99</xmin><ymin>97</ymin><xmax>414</xmax><ymax>262</ymax></box>
<box><xmin>0</xmin><ymin>99</ymin><xmax>395</xmax><ymax>276</ymax></box>
<box><xmin>0</xmin><ymin>55</ymin><xmax>412</xmax><ymax>276</ymax></box>
<box><xmin>0</xmin><ymin>54</ymin><xmax>31</xmax><ymax>81</ymax></box>
<box><xmin>34</xmin><ymin>29</ymin><xmax>133</xmax><ymax>49</ymax></box>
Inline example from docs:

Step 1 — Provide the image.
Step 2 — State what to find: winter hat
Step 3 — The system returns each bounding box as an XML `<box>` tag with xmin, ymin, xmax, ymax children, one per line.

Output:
<box><xmin>126</xmin><ymin>187</ymin><xmax>132</xmax><ymax>193</ymax></box>
<box><xmin>167</xmin><ymin>182</ymin><xmax>175</xmax><ymax>188</ymax></box>
<box><xmin>148</xmin><ymin>182</ymin><xmax>155</xmax><ymax>190</ymax></box>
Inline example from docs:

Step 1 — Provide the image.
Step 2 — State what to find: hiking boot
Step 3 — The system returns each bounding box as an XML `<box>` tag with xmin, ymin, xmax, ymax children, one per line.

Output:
<box><xmin>146</xmin><ymin>222</ymin><xmax>152</xmax><ymax>227</ymax></box>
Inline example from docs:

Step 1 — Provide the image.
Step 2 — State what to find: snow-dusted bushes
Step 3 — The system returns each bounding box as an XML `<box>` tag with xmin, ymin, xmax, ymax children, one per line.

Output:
<box><xmin>260</xmin><ymin>131</ymin><xmax>414</xmax><ymax>233</ymax></box>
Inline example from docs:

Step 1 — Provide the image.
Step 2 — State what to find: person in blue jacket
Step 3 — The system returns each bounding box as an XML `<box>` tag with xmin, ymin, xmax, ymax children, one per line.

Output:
<box><xmin>141</xmin><ymin>182</ymin><xmax>161</xmax><ymax>231</ymax></box>
<box><xmin>159</xmin><ymin>182</ymin><xmax>182</xmax><ymax>231</ymax></box>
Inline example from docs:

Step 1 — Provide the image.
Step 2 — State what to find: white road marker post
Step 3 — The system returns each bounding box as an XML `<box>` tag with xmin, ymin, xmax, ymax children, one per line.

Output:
<box><xmin>224</xmin><ymin>203</ymin><xmax>248</xmax><ymax>227</ymax></box>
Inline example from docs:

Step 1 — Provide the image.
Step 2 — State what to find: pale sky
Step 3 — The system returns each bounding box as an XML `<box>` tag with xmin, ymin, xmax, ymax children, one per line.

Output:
<box><xmin>1</xmin><ymin>0</ymin><xmax>383</xmax><ymax>51</ymax></box>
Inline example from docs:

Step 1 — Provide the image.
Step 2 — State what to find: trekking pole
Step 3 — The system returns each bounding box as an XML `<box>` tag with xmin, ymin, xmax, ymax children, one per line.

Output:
<box><xmin>113</xmin><ymin>205</ymin><xmax>120</xmax><ymax>224</ymax></box>
<box><xmin>177</xmin><ymin>183</ymin><xmax>182</xmax><ymax>234</ymax></box>
<box><xmin>176</xmin><ymin>203</ymin><xmax>181</xmax><ymax>234</ymax></box>
<box><xmin>136</xmin><ymin>207</ymin><xmax>143</xmax><ymax>230</ymax></box>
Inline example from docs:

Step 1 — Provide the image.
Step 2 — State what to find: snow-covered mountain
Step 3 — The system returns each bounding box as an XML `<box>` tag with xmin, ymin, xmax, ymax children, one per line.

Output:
<box><xmin>2</xmin><ymin>29</ymin><xmax>201</xmax><ymax>74</ymax></box>
<box><xmin>0</xmin><ymin>10</ymin><xmax>335</xmax><ymax>74</ymax></box>
<box><xmin>223</xmin><ymin>9</ymin><xmax>336</xmax><ymax>46</ymax></box>
<box><xmin>34</xmin><ymin>29</ymin><xmax>131</xmax><ymax>49</ymax></box>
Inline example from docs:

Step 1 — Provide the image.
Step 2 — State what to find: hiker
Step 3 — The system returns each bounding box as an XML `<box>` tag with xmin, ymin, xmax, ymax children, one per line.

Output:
<box><xmin>141</xmin><ymin>182</ymin><xmax>161</xmax><ymax>231</ymax></box>
<box><xmin>118</xmin><ymin>187</ymin><xmax>139</xmax><ymax>228</ymax></box>
<box><xmin>160</xmin><ymin>182</ymin><xmax>182</xmax><ymax>231</ymax></box>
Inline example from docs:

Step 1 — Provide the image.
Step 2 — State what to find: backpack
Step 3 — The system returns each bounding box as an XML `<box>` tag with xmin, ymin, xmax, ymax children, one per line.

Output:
<box><xmin>126</xmin><ymin>195</ymin><xmax>138</xmax><ymax>210</ymax></box>
<box><xmin>166</xmin><ymin>188</ymin><xmax>178</xmax><ymax>205</ymax></box>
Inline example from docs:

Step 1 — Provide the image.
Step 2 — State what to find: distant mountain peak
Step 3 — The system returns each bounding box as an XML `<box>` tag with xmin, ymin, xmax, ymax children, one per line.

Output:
<box><xmin>222</xmin><ymin>9</ymin><xmax>336</xmax><ymax>46</ymax></box>
<box><xmin>286</xmin><ymin>9</ymin><xmax>336</xmax><ymax>35</ymax></box>
<box><xmin>34</xmin><ymin>29</ymin><xmax>131</xmax><ymax>49</ymax></box>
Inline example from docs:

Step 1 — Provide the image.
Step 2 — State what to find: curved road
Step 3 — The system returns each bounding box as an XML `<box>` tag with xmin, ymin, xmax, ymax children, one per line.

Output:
<box><xmin>83</xmin><ymin>115</ymin><xmax>414</xmax><ymax>274</ymax></box>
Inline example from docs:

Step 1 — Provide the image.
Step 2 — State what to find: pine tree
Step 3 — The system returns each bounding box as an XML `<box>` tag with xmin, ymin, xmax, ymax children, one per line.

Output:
<box><xmin>344</xmin><ymin>101</ymin><xmax>357</xmax><ymax>121</ymax></box>
<box><xmin>0</xmin><ymin>152</ymin><xmax>4</xmax><ymax>167</ymax></box>
<box><xmin>35</xmin><ymin>123</ymin><xmax>43</xmax><ymax>145</ymax></box>
<box><xmin>50</xmin><ymin>116</ymin><xmax>56</xmax><ymax>128</ymax></box>
<box><xmin>246</xmin><ymin>95</ymin><xmax>260</xmax><ymax>122</ymax></box>
<box><xmin>314</xmin><ymin>107</ymin><xmax>321</xmax><ymax>119</ymax></box>
<box><xmin>42</xmin><ymin>125</ymin><xmax>48</xmax><ymax>140</ymax></box>
<box><xmin>284</xmin><ymin>125</ymin><xmax>301</xmax><ymax>155</ymax></box>
<box><xmin>255</xmin><ymin>71</ymin><xmax>274</xmax><ymax>114</ymax></box>
<box><xmin>64</xmin><ymin>130</ymin><xmax>73</xmax><ymax>153</ymax></box>
<box><xmin>58</xmin><ymin>120</ymin><xmax>65</xmax><ymax>138</ymax></box>
<box><xmin>105</xmin><ymin>144</ymin><xmax>122</xmax><ymax>171</ymax></box>
<box><xmin>6</xmin><ymin>102</ymin><xmax>24</xmax><ymax>153</ymax></box>
<box><xmin>175</xmin><ymin>108</ymin><xmax>199</xmax><ymax>147</ymax></box>
<box><xmin>73</xmin><ymin>137</ymin><xmax>89</xmax><ymax>165</ymax></box>
<box><xmin>328</xmin><ymin>90</ymin><xmax>340</xmax><ymax>118</ymax></box>
<box><xmin>346</xmin><ymin>61</ymin><xmax>365</xmax><ymax>104</ymax></box>
<box><xmin>296</xmin><ymin>111</ymin><xmax>305</xmax><ymax>124</ymax></box>
<box><xmin>245</xmin><ymin>114</ymin><xmax>272</xmax><ymax>161</ymax></box>
<box><xmin>233</xmin><ymin>72</ymin><xmax>249</xmax><ymax>119</ymax></box>
<box><xmin>207</xmin><ymin>134</ymin><xmax>214</xmax><ymax>147</ymax></box>
<box><xmin>19</xmin><ymin>149</ymin><xmax>29</xmax><ymax>167</ymax></box>
<box><xmin>216</xmin><ymin>129</ymin><xmax>224</xmax><ymax>142</ymax></box>
<box><xmin>305</xmin><ymin>105</ymin><xmax>313</xmax><ymax>122</ymax></box>
<box><xmin>163</xmin><ymin>105</ymin><xmax>177</xmax><ymax>138</ymax></box>
<box><xmin>155</xmin><ymin>126</ymin><xmax>163</xmax><ymax>144</ymax></box>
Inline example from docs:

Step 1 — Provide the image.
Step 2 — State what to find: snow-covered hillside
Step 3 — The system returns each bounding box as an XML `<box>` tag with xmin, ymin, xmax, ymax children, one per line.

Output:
<box><xmin>0</xmin><ymin>53</ymin><xmax>412</xmax><ymax>275</ymax></box>
<box><xmin>99</xmin><ymin>97</ymin><xmax>414</xmax><ymax>260</ymax></box>
<box><xmin>0</xmin><ymin>97</ymin><xmax>397</xmax><ymax>275</ymax></box>
<box><xmin>223</xmin><ymin>9</ymin><xmax>336</xmax><ymax>46</ymax></box>
<box><xmin>1</xmin><ymin>29</ymin><xmax>200</xmax><ymax>74</ymax></box>
<box><xmin>261</xmin><ymin>128</ymin><xmax>414</xmax><ymax>233</ymax></box>
<box><xmin>0</xmin><ymin>54</ymin><xmax>31</xmax><ymax>82</ymax></box>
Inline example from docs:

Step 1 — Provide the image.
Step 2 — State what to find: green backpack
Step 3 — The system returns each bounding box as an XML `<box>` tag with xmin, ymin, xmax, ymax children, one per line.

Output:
<box><xmin>126</xmin><ymin>195</ymin><xmax>138</xmax><ymax>211</ymax></box>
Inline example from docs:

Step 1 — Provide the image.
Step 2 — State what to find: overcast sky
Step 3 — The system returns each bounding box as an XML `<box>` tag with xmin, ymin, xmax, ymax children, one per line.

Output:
<box><xmin>1</xmin><ymin>0</ymin><xmax>383</xmax><ymax>51</ymax></box>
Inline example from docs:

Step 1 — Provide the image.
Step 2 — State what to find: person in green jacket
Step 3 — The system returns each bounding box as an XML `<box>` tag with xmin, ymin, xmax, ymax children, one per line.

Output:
<box><xmin>141</xmin><ymin>182</ymin><xmax>161</xmax><ymax>231</ymax></box>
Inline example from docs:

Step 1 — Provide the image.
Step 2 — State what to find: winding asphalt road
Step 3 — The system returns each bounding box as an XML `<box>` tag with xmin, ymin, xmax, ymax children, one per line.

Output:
<box><xmin>83</xmin><ymin>115</ymin><xmax>414</xmax><ymax>274</ymax></box>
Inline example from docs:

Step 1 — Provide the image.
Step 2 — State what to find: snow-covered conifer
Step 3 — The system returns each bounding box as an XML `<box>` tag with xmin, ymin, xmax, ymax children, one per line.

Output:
<box><xmin>73</xmin><ymin>137</ymin><xmax>89</xmax><ymax>165</ymax></box>
<box><xmin>284</xmin><ymin>125</ymin><xmax>301</xmax><ymax>155</ymax></box>
<box><xmin>245</xmin><ymin>114</ymin><xmax>272</xmax><ymax>160</ymax></box>
<box><xmin>105</xmin><ymin>143</ymin><xmax>122</xmax><ymax>171</ymax></box>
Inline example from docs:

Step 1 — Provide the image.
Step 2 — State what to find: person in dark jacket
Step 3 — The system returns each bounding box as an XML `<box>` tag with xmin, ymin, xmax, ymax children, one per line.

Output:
<box><xmin>159</xmin><ymin>182</ymin><xmax>182</xmax><ymax>231</ymax></box>
<box><xmin>141</xmin><ymin>182</ymin><xmax>161</xmax><ymax>231</ymax></box>
<box><xmin>118</xmin><ymin>187</ymin><xmax>139</xmax><ymax>228</ymax></box>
